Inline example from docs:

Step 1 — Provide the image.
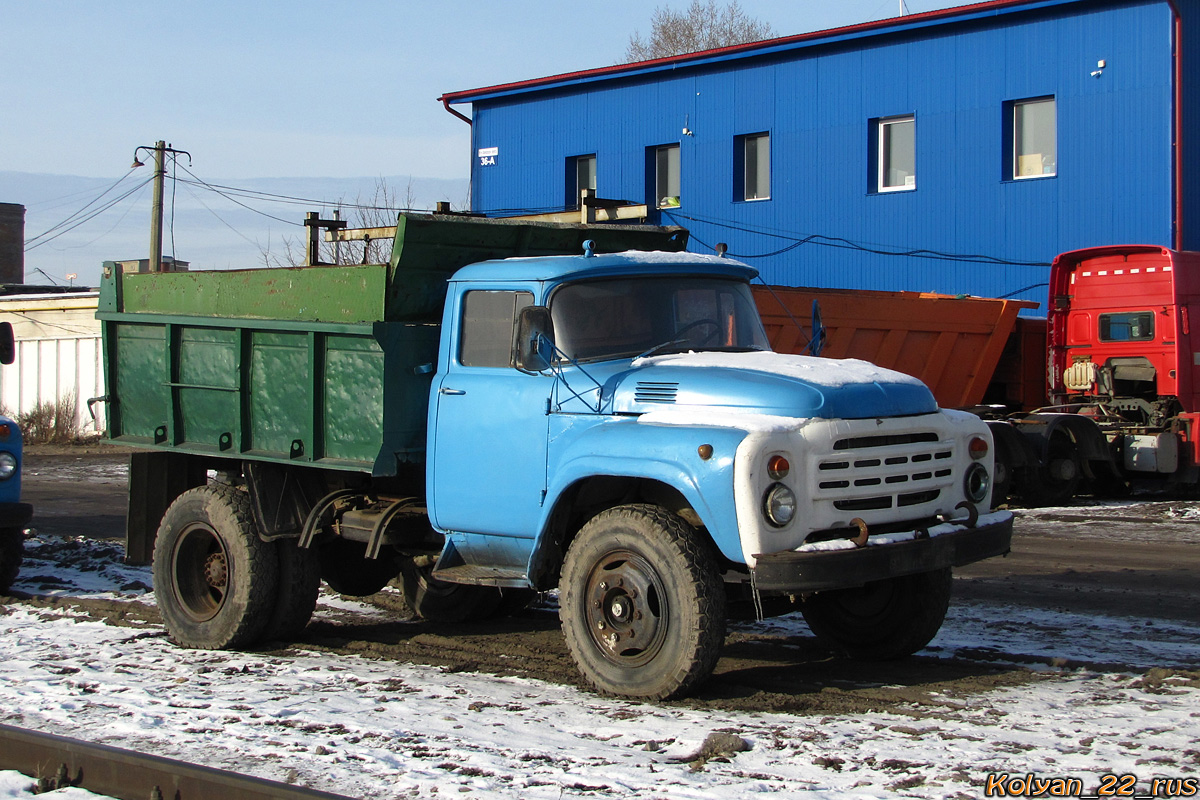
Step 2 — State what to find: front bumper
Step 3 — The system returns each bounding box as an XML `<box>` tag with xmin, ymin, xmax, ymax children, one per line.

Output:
<box><xmin>751</xmin><ymin>511</ymin><xmax>1012</xmax><ymax>593</ymax></box>
<box><xmin>0</xmin><ymin>502</ymin><xmax>32</xmax><ymax>529</ymax></box>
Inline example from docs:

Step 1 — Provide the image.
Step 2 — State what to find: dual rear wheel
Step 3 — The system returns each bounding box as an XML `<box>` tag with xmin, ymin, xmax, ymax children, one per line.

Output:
<box><xmin>153</xmin><ymin>485</ymin><xmax>527</xmax><ymax>649</ymax></box>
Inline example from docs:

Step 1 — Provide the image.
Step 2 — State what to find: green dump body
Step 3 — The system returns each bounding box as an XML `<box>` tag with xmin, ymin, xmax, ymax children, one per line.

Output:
<box><xmin>97</xmin><ymin>213</ymin><xmax>687</xmax><ymax>476</ymax></box>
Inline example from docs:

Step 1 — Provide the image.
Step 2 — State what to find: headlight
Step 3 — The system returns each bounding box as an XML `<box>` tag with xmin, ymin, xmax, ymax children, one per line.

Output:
<box><xmin>964</xmin><ymin>462</ymin><xmax>990</xmax><ymax>503</ymax></box>
<box><xmin>763</xmin><ymin>483</ymin><xmax>796</xmax><ymax>527</ymax></box>
<box><xmin>0</xmin><ymin>452</ymin><xmax>16</xmax><ymax>480</ymax></box>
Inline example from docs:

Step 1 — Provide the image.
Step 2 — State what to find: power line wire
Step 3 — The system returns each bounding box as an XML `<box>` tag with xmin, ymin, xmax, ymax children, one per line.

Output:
<box><xmin>24</xmin><ymin>177</ymin><xmax>154</xmax><ymax>251</ymax></box>
<box><xmin>665</xmin><ymin>210</ymin><xmax>1053</xmax><ymax>267</ymax></box>
<box><xmin>24</xmin><ymin>168</ymin><xmax>141</xmax><ymax>246</ymax></box>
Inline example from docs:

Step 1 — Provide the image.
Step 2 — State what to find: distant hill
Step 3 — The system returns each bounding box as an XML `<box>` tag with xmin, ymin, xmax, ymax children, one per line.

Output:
<box><xmin>0</xmin><ymin>171</ymin><xmax>470</xmax><ymax>287</ymax></box>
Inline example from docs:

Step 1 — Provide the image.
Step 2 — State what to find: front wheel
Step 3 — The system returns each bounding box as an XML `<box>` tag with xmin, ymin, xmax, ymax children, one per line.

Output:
<box><xmin>801</xmin><ymin>567</ymin><xmax>952</xmax><ymax>660</ymax></box>
<box><xmin>559</xmin><ymin>504</ymin><xmax>726</xmax><ymax>700</ymax></box>
<box><xmin>153</xmin><ymin>486</ymin><xmax>279</xmax><ymax>649</ymax></box>
<box><xmin>0</xmin><ymin>527</ymin><xmax>23</xmax><ymax>594</ymax></box>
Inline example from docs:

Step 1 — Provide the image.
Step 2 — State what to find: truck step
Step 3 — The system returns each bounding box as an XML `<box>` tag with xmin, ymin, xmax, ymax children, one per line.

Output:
<box><xmin>431</xmin><ymin>564</ymin><xmax>529</xmax><ymax>588</ymax></box>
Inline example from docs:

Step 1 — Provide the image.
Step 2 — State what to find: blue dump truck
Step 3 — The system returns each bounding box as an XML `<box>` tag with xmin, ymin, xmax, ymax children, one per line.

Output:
<box><xmin>0</xmin><ymin>322</ymin><xmax>32</xmax><ymax>594</ymax></box>
<box><xmin>98</xmin><ymin>214</ymin><xmax>1012</xmax><ymax>699</ymax></box>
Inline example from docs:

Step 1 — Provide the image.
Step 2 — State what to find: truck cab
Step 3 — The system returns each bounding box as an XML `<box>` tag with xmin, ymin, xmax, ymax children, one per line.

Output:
<box><xmin>426</xmin><ymin>245</ymin><xmax>1011</xmax><ymax>697</ymax></box>
<box><xmin>1049</xmin><ymin>245</ymin><xmax>1200</xmax><ymax>481</ymax></box>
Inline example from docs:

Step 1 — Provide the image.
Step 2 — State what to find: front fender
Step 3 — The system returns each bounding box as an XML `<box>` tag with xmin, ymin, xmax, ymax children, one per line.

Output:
<box><xmin>540</xmin><ymin>415</ymin><xmax>748</xmax><ymax>564</ymax></box>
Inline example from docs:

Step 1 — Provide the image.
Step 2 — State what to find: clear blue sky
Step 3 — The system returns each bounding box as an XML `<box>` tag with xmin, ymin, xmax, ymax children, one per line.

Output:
<box><xmin>3</xmin><ymin>0</ymin><xmax>963</xmax><ymax>181</ymax></box>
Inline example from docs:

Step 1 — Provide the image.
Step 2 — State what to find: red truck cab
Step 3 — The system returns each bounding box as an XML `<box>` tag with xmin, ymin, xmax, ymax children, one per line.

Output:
<box><xmin>1048</xmin><ymin>245</ymin><xmax>1200</xmax><ymax>473</ymax></box>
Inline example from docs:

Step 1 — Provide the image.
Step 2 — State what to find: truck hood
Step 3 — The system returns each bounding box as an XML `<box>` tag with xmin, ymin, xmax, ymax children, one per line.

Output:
<box><xmin>610</xmin><ymin>351</ymin><xmax>937</xmax><ymax>419</ymax></box>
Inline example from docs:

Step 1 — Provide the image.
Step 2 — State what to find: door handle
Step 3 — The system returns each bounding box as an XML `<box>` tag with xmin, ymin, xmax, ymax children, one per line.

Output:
<box><xmin>439</xmin><ymin>387</ymin><xmax>466</xmax><ymax>396</ymax></box>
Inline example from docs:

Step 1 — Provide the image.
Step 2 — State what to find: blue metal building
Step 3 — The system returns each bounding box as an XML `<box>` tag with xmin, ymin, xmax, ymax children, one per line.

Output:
<box><xmin>440</xmin><ymin>0</ymin><xmax>1197</xmax><ymax>307</ymax></box>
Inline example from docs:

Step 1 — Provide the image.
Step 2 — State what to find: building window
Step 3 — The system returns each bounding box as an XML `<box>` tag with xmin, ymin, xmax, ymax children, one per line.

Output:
<box><xmin>568</xmin><ymin>154</ymin><xmax>596</xmax><ymax>207</ymax></box>
<box><xmin>459</xmin><ymin>290</ymin><xmax>534</xmax><ymax>367</ymax></box>
<box><xmin>736</xmin><ymin>133</ymin><xmax>771</xmax><ymax>201</ymax></box>
<box><xmin>1011</xmin><ymin>97</ymin><xmax>1056</xmax><ymax>179</ymax></box>
<box><xmin>654</xmin><ymin>144</ymin><xmax>681</xmax><ymax>208</ymax></box>
<box><xmin>875</xmin><ymin>115</ymin><xmax>915</xmax><ymax>192</ymax></box>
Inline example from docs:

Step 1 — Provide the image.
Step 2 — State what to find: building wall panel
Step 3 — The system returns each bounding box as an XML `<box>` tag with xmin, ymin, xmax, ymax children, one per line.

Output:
<box><xmin>465</xmin><ymin>0</ymin><xmax>1183</xmax><ymax>309</ymax></box>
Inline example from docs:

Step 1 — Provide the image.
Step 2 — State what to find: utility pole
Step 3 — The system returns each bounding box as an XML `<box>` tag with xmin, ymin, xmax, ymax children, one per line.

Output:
<box><xmin>132</xmin><ymin>141</ymin><xmax>190</xmax><ymax>272</ymax></box>
<box><xmin>148</xmin><ymin>141</ymin><xmax>165</xmax><ymax>274</ymax></box>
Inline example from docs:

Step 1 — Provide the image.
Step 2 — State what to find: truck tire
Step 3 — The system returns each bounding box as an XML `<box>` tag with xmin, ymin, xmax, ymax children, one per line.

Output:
<box><xmin>0</xmin><ymin>527</ymin><xmax>23</xmax><ymax>594</ymax></box>
<box><xmin>1026</xmin><ymin>433</ymin><xmax>1081</xmax><ymax>506</ymax></box>
<box><xmin>261</xmin><ymin>538</ymin><xmax>320</xmax><ymax>641</ymax></box>
<box><xmin>801</xmin><ymin>567</ymin><xmax>952</xmax><ymax>660</ymax></box>
<box><xmin>319</xmin><ymin>538</ymin><xmax>400</xmax><ymax>596</ymax></box>
<box><xmin>396</xmin><ymin>558</ymin><xmax>499</xmax><ymax>623</ymax></box>
<box><xmin>559</xmin><ymin>504</ymin><xmax>726</xmax><ymax>700</ymax></box>
<box><xmin>153</xmin><ymin>485</ymin><xmax>279</xmax><ymax>649</ymax></box>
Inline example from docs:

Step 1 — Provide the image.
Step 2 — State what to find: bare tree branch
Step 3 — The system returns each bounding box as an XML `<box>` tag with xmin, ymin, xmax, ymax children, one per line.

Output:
<box><xmin>625</xmin><ymin>0</ymin><xmax>775</xmax><ymax>63</ymax></box>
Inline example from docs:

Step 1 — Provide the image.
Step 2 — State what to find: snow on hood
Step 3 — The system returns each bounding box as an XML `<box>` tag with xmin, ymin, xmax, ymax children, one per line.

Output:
<box><xmin>618</xmin><ymin>349</ymin><xmax>938</xmax><ymax>419</ymax></box>
<box><xmin>632</xmin><ymin>350</ymin><xmax>927</xmax><ymax>389</ymax></box>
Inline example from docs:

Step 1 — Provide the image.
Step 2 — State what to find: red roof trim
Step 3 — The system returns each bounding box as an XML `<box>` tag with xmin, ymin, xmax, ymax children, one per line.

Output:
<box><xmin>439</xmin><ymin>0</ymin><xmax>1068</xmax><ymax>104</ymax></box>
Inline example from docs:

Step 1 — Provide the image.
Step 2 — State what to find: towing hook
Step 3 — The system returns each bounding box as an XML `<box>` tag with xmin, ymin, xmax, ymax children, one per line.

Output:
<box><xmin>849</xmin><ymin>517</ymin><xmax>869</xmax><ymax>548</ymax></box>
<box><xmin>954</xmin><ymin>501</ymin><xmax>980</xmax><ymax>528</ymax></box>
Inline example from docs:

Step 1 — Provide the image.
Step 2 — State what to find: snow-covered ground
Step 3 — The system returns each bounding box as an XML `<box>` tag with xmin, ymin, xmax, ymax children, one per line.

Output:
<box><xmin>1</xmin><ymin>531</ymin><xmax>1198</xmax><ymax>799</ymax></box>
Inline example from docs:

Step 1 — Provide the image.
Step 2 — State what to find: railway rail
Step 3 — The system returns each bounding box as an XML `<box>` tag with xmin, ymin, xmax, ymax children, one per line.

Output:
<box><xmin>0</xmin><ymin>722</ymin><xmax>354</xmax><ymax>800</ymax></box>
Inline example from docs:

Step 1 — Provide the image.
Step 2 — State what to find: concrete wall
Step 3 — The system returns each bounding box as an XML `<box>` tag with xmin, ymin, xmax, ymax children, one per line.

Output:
<box><xmin>0</xmin><ymin>203</ymin><xmax>24</xmax><ymax>284</ymax></box>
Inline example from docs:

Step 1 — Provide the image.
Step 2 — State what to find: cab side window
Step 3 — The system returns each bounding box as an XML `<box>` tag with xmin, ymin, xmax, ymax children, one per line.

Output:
<box><xmin>459</xmin><ymin>290</ymin><xmax>534</xmax><ymax>367</ymax></box>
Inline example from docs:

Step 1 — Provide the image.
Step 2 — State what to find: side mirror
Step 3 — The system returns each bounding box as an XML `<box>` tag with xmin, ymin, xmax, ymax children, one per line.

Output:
<box><xmin>0</xmin><ymin>322</ymin><xmax>14</xmax><ymax>365</ymax></box>
<box><xmin>514</xmin><ymin>306</ymin><xmax>554</xmax><ymax>372</ymax></box>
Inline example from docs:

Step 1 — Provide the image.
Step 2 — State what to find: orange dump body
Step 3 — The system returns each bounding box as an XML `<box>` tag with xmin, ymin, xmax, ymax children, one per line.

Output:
<box><xmin>753</xmin><ymin>285</ymin><xmax>1041</xmax><ymax>410</ymax></box>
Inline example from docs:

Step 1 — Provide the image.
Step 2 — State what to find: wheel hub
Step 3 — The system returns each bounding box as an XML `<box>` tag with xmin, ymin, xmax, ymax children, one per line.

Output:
<box><xmin>203</xmin><ymin>552</ymin><xmax>228</xmax><ymax>589</ymax></box>
<box><xmin>584</xmin><ymin>552</ymin><xmax>668</xmax><ymax>666</ymax></box>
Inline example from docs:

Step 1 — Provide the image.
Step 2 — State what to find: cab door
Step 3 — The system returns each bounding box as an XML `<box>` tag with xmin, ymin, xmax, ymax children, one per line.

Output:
<box><xmin>430</xmin><ymin>288</ymin><xmax>551</xmax><ymax>539</ymax></box>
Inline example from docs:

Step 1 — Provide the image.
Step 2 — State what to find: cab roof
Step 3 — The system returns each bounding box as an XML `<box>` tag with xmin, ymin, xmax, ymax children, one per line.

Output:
<box><xmin>449</xmin><ymin>250</ymin><xmax>759</xmax><ymax>284</ymax></box>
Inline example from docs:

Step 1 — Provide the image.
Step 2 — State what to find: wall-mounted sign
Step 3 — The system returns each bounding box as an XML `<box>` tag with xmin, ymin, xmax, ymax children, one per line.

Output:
<box><xmin>477</xmin><ymin>146</ymin><xmax>499</xmax><ymax>167</ymax></box>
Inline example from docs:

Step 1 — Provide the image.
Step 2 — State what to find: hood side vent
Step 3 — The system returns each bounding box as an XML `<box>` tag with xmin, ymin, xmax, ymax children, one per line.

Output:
<box><xmin>635</xmin><ymin>381</ymin><xmax>679</xmax><ymax>403</ymax></box>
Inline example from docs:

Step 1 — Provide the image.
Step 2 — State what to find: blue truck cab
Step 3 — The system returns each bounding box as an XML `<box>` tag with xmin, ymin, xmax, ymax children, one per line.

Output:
<box><xmin>426</xmin><ymin>246</ymin><xmax>1012</xmax><ymax>698</ymax></box>
<box><xmin>0</xmin><ymin>323</ymin><xmax>32</xmax><ymax>593</ymax></box>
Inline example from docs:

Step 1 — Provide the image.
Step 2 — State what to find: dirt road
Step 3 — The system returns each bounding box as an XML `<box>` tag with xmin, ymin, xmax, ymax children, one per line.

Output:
<box><xmin>17</xmin><ymin>448</ymin><xmax>1200</xmax><ymax>717</ymax></box>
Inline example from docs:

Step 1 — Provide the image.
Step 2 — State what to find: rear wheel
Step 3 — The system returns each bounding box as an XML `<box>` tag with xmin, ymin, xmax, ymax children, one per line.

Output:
<box><xmin>801</xmin><ymin>567</ymin><xmax>952</xmax><ymax>660</ymax></box>
<box><xmin>153</xmin><ymin>485</ymin><xmax>278</xmax><ymax>649</ymax></box>
<box><xmin>0</xmin><ymin>527</ymin><xmax>23</xmax><ymax>594</ymax></box>
<box><xmin>559</xmin><ymin>504</ymin><xmax>726</xmax><ymax>700</ymax></box>
<box><xmin>1027</xmin><ymin>433</ymin><xmax>1081</xmax><ymax>506</ymax></box>
<box><xmin>262</xmin><ymin>538</ymin><xmax>321</xmax><ymax>641</ymax></box>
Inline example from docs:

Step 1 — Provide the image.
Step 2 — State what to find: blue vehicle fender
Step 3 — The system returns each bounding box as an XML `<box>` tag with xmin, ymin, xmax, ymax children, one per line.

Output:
<box><xmin>537</xmin><ymin>416</ymin><xmax>748</xmax><ymax>564</ymax></box>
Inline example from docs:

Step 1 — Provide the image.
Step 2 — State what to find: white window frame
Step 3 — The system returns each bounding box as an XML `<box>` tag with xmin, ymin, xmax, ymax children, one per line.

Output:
<box><xmin>572</xmin><ymin>154</ymin><xmax>596</xmax><ymax>205</ymax></box>
<box><xmin>877</xmin><ymin>115</ymin><xmax>916</xmax><ymax>193</ymax></box>
<box><xmin>1012</xmin><ymin>96</ymin><xmax>1057</xmax><ymax>180</ymax></box>
<box><xmin>740</xmin><ymin>133</ymin><xmax>771</xmax><ymax>201</ymax></box>
<box><xmin>655</xmin><ymin>144</ymin><xmax>681</xmax><ymax>208</ymax></box>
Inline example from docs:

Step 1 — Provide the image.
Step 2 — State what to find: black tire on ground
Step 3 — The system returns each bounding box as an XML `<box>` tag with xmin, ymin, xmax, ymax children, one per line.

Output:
<box><xmin>318</xmin><ymin>538</ymin><xmax>400</xmax><ymax>596</ymax></box>
<box><xmin>801</xmin><ymin>567</ymin><xmax>953</xmax><ymax>660</ymax></box>
<box><xmin>153</xmin><ymin>485</ymin><xmax>279</xmax><ymax>649</ymax></box>
<box><xmin>0</xmin><ymin>526</ymin><xmax>23</xmax><ymax>594</ymax></box>
<box><xmin>396</xmin><ymin>557</ymin><xmax>502</xmax><ymax>623</ymax></box>
<box><xmin>559</xmin><ymin>503</ymin><xmax>726</xmax><ymax>700</ymax></box>
<box><xmin>261</xmin><ymin>538</ymin><xmax>321</xmax><ymax>641</ymax></box>
<box><xmin>1025</xmin><ymin>433</ymin><xmax>1081</xmax><ymax>506</ymax></box>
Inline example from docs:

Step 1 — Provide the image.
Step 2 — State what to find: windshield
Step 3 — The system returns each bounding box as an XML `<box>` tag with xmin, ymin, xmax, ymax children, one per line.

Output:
<box><xmin>549</xmin><ymin>276</ymin><xmax>771</xmax><ymax>363</ymax></box>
